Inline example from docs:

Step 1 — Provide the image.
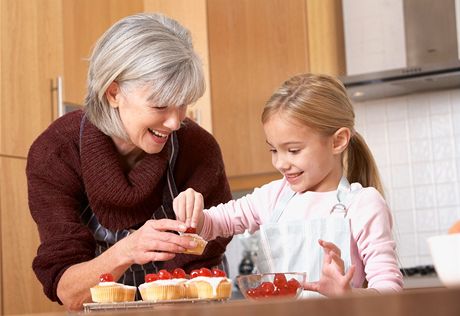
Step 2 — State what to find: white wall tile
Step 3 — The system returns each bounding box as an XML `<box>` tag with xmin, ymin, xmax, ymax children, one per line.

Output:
<box><xmin>386</xmin><ymin>97</ymin><xmax>408</xmax><ymax>121</ymax></box>
<box><xmin>433</xmin><ymin>160</ymin><xmax>457</xmax><ymax>183</ymax></box>
<box><xmin>391</xmin><ymin>164</ymin><xmax>412</xmax><ymax>188</ymax></box>
<box><xmin>452</xmin><ymin>113</ymin><xmax>460</xmax><ymax>135</ymax></box>
<box><xmin>414</xmin><ymin>185</ymin><xmax>436</xmax><ymax>209</ymax></box>
<box><xmin>390</xmin><ymin>187</ymin><xmax>414</xmax><ymax>210</ymax></box>
<box><xmin>370</xmin><ymin>143</ymin><xmax>389</xmax><ymax>166</ymax></box>
<box><xmin>407</xmin><ymin>95</ymin><xmax>431</xmax><ymax>118</ymax></box>
<box><xmin>411</xmin><ymin>162</ymin><xmax>433</xmax><ymax>185</ymax></box>
<box><xmin>408</xmin><ymin>117</ymin><xmax>431</xmax><ymax>140</ymax></box>
<box><xmin>429</xmin><ymin>91</ymin><xmax>451</xmax><ymax>115</ymax></box>
<box><xmin>435</xmin><ymin>182</ymin><xmax>459</xmax><ymax>206</ymax></box>
<box><xmin>450</xmin><ymin>90</ymin><xmax>460</xmax><ymax>112</ymax></box>
<box><xmin>415</xmin><ymin>209</ymin><xmax>439</xmax><ymax>233</ymax></box>
<box><xmin>365</xmin><ymin>122</ymin><xmax>387</xmax><ymax>144</ymax></box>
<box><xmin>430</xmin><ymin>115</ymin><xmax>453</xmax><ymax>138</ymax></box>
<box><xmin>366</xmin><ymin>100</ymin><xmax>388</xmax><ymax>123</ymax></box>
<box><xmin>410</xmin><ymin>140</ymin><xmax>432</xmax><ymax>162</ymax></box>
<box><xmin>393</xmin><ymin>210</ymin><xmax>415</xmax><ymax>233</ymax></box>
<box><xmin>388</xmin><ymin>120</ymin><xmax>408</xmax><ymax>142</ymax></box>
<box><xmin>389</xmin><ymin>141</ymin><xmax>410</xmax><ymax>164</ymax></box>
<box><xmin>396</xmin><ymin>233</ymin><xmax>417</xmax><ymax>256</ymax></box>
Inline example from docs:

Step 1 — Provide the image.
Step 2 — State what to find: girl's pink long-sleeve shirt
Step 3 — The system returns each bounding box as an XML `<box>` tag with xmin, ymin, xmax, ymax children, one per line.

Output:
<box><xmin>202</xmin><ymin>178</ymin><xmax>403</xmax><ymax>292</ymax></box>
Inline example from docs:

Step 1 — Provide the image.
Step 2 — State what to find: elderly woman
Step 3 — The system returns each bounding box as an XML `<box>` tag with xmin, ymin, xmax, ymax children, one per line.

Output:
<box><xmin>26</xmin><ymin>13</ymin><xmax>232</xmax><ymax>311</ymax></box>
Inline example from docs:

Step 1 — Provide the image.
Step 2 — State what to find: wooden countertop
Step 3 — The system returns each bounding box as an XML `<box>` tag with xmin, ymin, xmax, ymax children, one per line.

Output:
<box><xmin>22</xmin><ymin>286</ymin><xmax>460</xmax><ymax>316</ymax></box>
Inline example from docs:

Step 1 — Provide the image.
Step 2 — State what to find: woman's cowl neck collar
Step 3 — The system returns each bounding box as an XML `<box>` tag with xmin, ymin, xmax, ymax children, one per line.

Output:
<box><xmin>80</xmin><ymin>119</ymin><xmax>170</xmax><ymax>230</ymax></box>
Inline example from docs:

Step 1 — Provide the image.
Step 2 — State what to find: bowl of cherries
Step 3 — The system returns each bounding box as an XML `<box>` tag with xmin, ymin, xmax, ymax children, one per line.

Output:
<box><xmin>236</xmin><ymin>272</ymin><xmax>305</xmax><ymax>300</ymax></box>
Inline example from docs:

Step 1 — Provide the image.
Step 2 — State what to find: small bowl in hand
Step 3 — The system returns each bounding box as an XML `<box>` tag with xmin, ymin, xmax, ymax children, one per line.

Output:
<box><xmin>236</xmin><ymin>272</ymin><xmax>306</xmax><ymax>300</ymax></box>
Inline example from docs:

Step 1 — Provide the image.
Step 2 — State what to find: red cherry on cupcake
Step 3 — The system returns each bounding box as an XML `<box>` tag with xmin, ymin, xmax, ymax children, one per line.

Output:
<box><xmin>145</xmin><ymin>273</ymin><xmax>158</xmax><ymax>283</ymax></box>
<box><xmin>184</xmin><ymin>227</ymin><xmax>196</xmax><ymax>234</ymax></box>
<box><xmin>198</xmin><ymin>267</ymin><xmax>212</xmax><ymax>277</ymax></box>
<box><xmin>211</xmin><ymin>268</ymin><xmax>226</xmax><ymax>277</ymax></box>
<box><xmin>157</xmin><ymin>269</ymin><xmax>172</xmax><ymax>280</ymax></box>
<box><xmin>99</xmin><ymin>273</ymin><xmax>114</xmax><ymax>282</ymax></box>
<box><xmin>190</xmin><ymin>269</ymin><xmax>200</xmax><ymax>279</ymax></box>
<box><xmin>172</xmin><ymin>268</ymin><xmax>187</xmax><ymax>279</ymax></box>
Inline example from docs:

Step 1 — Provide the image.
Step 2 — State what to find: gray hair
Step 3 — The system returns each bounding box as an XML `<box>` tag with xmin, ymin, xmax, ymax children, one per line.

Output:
<box><xmin>85</xmin><ymin>13</ymin><xmax>205</xmax><ymax>139</ymax></box>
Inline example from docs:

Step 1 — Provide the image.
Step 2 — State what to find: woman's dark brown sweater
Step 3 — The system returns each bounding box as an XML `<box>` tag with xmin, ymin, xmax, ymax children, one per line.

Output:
<box><xmin>26</xmin><ymin>110</ymin><xmax>232</xmax><ymax>302</ymax></box>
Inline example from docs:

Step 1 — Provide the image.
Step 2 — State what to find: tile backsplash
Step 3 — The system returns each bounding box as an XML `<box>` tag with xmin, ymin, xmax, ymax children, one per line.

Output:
<box><xmin>224</xmin><ymin>87</ymin><xmax>460</xmax><ymax>278</ymax></box>
<box><xmin>354</xmin><ymin>88</ymin><xmax>460</xmax><ymax>268</ymax></box>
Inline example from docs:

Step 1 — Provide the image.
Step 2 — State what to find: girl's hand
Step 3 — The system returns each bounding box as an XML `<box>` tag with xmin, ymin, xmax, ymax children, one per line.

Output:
<box><xmin>117</xmin><ymin>219</ymin><xmax>195</xmax><ymax>265</ymax></box>
<box><xmin>303</xmin><ymin>239</ymin><xmax>355</xmax><ymax>296</ymax></box>
<box><xmin>173</xmin><ymin>188</ymin><xmax>205</xmax><ymax>232</ymax></box>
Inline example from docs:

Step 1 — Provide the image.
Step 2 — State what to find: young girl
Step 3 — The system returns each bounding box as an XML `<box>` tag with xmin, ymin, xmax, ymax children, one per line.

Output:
<box><xmin>174</xmin><ymin>73</ymin><xmax>403</xmax><ymax>296</ymax></box>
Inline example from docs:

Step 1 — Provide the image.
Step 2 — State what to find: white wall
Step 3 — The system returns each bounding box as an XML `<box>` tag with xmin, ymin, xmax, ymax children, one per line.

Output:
<box><xmin>354</xmin><ymin>88</ymin><xmax>460</xmax><ymax>268</ymax></box>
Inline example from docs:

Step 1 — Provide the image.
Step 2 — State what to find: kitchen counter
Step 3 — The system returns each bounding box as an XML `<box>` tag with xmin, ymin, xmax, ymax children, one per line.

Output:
<box><xmin>19</xmin><ymin>286</ymin><xmax>460</xmax><ymax>316</ymax></box>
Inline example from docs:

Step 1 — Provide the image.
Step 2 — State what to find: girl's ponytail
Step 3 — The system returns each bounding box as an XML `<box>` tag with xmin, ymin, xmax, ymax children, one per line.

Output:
<box><xmin>346</xmin><ymin>132</ymin><xmax>385</xmax><ymax>197</ymax></box>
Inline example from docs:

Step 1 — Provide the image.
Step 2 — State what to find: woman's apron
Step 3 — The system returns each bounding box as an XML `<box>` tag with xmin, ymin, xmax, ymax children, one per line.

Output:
<box><xmin>77</xmin><ymin>115</ymin><xmax>179</xmax><ymax>296</ymax></box>
<box><xmin>256</xmin><ymin>176</ymin><xmax>359</xmax><ymax>297</ymax></box>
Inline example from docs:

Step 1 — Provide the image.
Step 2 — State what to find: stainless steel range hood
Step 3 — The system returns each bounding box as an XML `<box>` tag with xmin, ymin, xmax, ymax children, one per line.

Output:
<box><xmin>340</xmin><ymin>0</ymin><xmax>460</xmax><ymax>102</ymax></box>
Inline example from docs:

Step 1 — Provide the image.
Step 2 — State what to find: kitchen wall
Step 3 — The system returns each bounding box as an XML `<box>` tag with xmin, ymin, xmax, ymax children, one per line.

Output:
<box><xmin>354</xmin><ymin>88</ymin><xmax>460</xmax><ymax>268</ymax></box>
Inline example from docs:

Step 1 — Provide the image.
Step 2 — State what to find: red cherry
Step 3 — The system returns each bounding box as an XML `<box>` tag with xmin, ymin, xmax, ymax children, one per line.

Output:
<box><xmin>211</xmin><ymin>268</ymin><xmax>226</xmax><ymax>277</ymax></box>
<box><xmin>198</xmin><ymin>267</ymin><xmax>212</xmax><ymax>277</ymax></box>
<box><xmin>157</xmin><ymin>269</ymin><xmax>172</xmax><ymax>280</ymax></box>
<box><xmin>276</xmin><ymin>286</ymin><xmax>292</xmax><ymax>296</ymax></box>
<box><xmin>259</xmin><ymin>281</ymin><xmax>275</xmax><ymax>296</ymax></box>
<box><xmin>185</xmin><ymin>227</ymin><xmax>196</xmax><ymax>234</ymax></box>
<box><xmin>273</xmin><ymin>273</ymin><xmax>288</xmax><ymax>288</ymax></box>
<box><xmin>246</xmin><ymin>288</ymin><xmax>258</xmax><ymax>298</ymax></box>
<box><xmin>190</xmin><ymin>269</ymin><xmax>200</xmax><ymax>278</ymax></box>
<box><xmin>172</xmin><ymin>268</ymin><xmax>186</xmax><ymax>279</ymax></box>
<box><xmin>287</xmin><ymin>278</ymin><xmax>301</xmax><ymax>291</ymax></box>
<box><xmin>99</xmin><ymin>273</ymin><xmax>114</xmax><ymax>282</ymax></box>
<box><xmin>145</xmin><ymin>273</ymin><xmax>158</xmax><ymax>283</ymax></box>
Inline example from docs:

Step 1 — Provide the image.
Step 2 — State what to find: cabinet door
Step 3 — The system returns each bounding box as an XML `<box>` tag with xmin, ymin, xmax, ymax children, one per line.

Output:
<box><xmin>0</xmin><ymin>157</ymin><xmax>64</xmax><ymax>314</ymax></box>
<box><xmin>306</xmin><ymin>0</ymin><xmax>345</xmax><ymax>75</ymax></box>
<box><xmin>62</xmin><ymin>0</ymin><xmax>143</xmax><ymax>106</ymax></box>
<box><xmin>0</xmin><ymin>0</ymin><xmax>64</xmax><ymax>158</ymax></box>
<box><xmin>207</xmin><ymin>0</ymin><xmax>309</xmax><ymax>180</ymax></box>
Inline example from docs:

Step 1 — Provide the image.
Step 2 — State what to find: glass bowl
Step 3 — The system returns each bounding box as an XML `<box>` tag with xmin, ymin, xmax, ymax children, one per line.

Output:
<box><xmin>236</xmin><ymin>272</ymin><xmax>306</xmax><ymax>300</ymax></box>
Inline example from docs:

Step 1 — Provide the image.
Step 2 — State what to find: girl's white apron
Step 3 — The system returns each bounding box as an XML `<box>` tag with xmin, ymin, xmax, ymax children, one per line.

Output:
<box><xmin>256</xmin><ymin>176</ymin><xmax>360</xmax><ymax>297</ymax></box>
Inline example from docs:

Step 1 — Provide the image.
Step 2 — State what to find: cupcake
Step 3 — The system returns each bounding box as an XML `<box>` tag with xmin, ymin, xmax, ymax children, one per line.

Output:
<box><xmin>90</xmin><ymin>273</ymin><xmax>134</xmax><ymax>303</ymax></box>
<box><xmin>139</xmin><ymin>269</ymin><xmax>187</xmax><ymax>301</ymax></box>
<box><xmin>182</xmin><ymin>227</ymin><xmax>208</xmax><ymax>255</ymax></box>
<box><xmin>187</xmin><ymin>268</ymin><xmax>232</xmax><ymax>299</ymax></box>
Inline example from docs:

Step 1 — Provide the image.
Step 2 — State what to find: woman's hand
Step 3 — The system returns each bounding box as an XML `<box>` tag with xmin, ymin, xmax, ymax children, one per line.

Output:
<box><xmin>303</xmin><ymin>239</ymin><xmax>355</xmax><ymax>297</ymax></box>
<box><xmin>173</xmin><ymin>188</ymin><xmax>205</xmax><ymax>232</ymax></box>
<box><xmin>116</xmin><ymin>218</ymin><xmax>195</xmax><ymax>265</ymax></box>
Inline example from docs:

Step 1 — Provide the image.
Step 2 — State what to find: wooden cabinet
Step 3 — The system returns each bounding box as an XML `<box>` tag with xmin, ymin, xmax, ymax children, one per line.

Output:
<box><xmin>0</xmin><ymin>157</ymin><xmax>65</xmax><ymax>314</ymax></box>
<box><xmin>0</xmin><ymin>0</ymin><xmax>64</xmax><ymax>158</ymax></box>
<box><xmin>62</xmin><ymin>0</ymin><xmax>143</xmax><ymax>106</ymax></box>
<box><xmin>207</xmin><ymin>0</ymin><xmax>345</xmax><ymax>190</ymax></box>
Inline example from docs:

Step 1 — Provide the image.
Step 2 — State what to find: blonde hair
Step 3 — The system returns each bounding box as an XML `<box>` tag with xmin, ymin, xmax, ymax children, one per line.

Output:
<box><xmin>262</xmin><ymin>73</ymin><xmax>384</xmax><ymax>197</ymax></box>
<box><xmin>85</xmin><ymin>13</ymin><xmax>205</xmax><ymax>139</ymax></box>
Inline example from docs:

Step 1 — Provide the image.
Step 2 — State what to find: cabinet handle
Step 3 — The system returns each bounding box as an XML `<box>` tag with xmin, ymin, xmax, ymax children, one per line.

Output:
<box><xmin>56</xmin><ymin>76</ymin><xmax>64</xmax><ymax>117</ymax></box>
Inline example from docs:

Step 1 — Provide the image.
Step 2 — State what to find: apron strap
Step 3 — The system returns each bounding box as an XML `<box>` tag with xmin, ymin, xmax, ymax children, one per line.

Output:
<box><xmin>269</xmin><ymin>187</ymin><xmax>296</xmax><ymax>223</ymax></box>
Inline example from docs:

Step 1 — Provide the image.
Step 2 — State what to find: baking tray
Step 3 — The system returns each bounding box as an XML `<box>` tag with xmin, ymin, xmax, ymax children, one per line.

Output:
<box><xmin>83</xmin><ymin>298</ymin><xmax>229</xmax><ymax>313</ymax></box>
